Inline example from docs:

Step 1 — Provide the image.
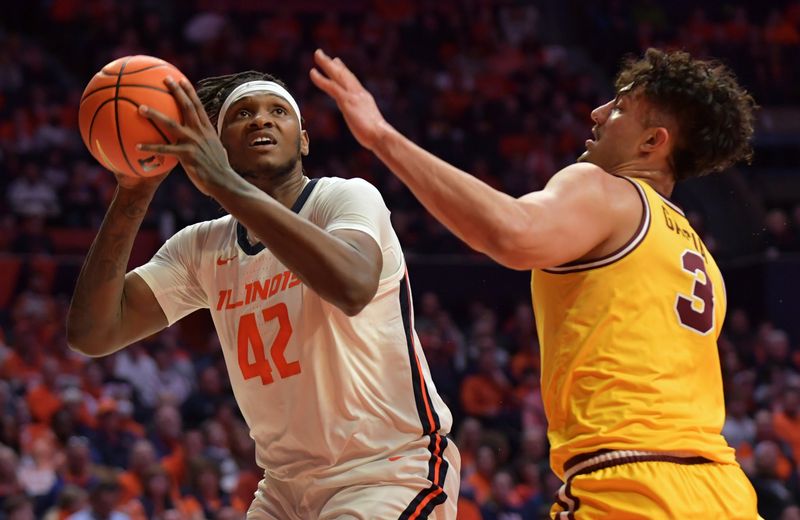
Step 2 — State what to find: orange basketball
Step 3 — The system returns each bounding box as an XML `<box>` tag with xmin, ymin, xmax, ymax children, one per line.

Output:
<box><xmin>78</xmin><ymin>55</ymin><xmax>188</xmax><ymax>178</ymax></box>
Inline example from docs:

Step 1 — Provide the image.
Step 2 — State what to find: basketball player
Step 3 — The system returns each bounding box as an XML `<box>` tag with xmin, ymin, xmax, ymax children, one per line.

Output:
<box><xmin>66</xmin><ymin>72</ymin><xmax>460</xmax><ymax>519</ymax></box>
<box><xmin>311</xmin><ymin>48</ymin><xmax>760</xmax><ymax>518</ymax></box>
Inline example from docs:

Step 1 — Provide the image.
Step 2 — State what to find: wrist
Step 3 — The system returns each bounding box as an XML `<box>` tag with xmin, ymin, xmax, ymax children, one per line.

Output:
<box><xmin>371</xmin><ymin>119</ymin><xmax>397</xmax><ymax>154</ymax></box>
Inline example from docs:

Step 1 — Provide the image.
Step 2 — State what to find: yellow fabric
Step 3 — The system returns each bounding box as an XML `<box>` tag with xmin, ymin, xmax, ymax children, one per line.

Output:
<box><xmin>532</xmin><ymin>177</ymin><xmax>736</xmax><ymax>479</ymax></box>
<box><xmin>549</xmin><ymin>460</ymin><xmax>759</xmax><ymax>519</ymax></box>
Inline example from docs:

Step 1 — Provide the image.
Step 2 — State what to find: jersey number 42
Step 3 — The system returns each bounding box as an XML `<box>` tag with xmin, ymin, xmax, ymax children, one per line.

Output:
<box><xmin>237</xmin><ymin>303</ymin><xmax>300</xmax><ymax>385</ymax></box>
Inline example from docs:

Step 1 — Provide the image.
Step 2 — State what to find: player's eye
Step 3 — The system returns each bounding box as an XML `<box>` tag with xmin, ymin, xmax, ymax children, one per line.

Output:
<box><xmin>273</xmin><ymin>107</ymin><xmax>287</xmax><ymax>116</ymax></box>
<box><xmin>237</xmin><ymin>109</ymin><xmax>251</xmax><ymax>118</ymax></box>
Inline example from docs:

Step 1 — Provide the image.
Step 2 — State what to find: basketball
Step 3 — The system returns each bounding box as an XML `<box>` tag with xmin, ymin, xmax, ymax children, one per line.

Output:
<box><xmin>78</xmin><ymin>55</ymin><xmax>188</xmax><ymax>178</ymax></box>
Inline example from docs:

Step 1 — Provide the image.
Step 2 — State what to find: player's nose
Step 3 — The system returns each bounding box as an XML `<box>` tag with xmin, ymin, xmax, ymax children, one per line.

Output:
<box><xmin>590</xmin><ymin>100</ymin><xmax>613</xmax><ymax>125</ymax></box>
<box><xmin>249</xmin><ymin>111</ymin><xmax>274</xmax><ymax>129</ymax></box>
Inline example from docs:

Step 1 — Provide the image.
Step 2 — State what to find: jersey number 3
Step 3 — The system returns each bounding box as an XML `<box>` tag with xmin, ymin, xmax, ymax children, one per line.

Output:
<box><xmin>237</xmin><ymin>303</ymin><xmax>300</xmax><ymax>385</ymax></box>
<box><xmin>675</xmin><ymin>250</ymin><xmax>714</xmax><ymax>335</ymax></box>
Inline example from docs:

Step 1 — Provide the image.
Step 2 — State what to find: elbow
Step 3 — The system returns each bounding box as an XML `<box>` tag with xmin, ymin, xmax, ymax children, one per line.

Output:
<box><xmin>337</xmin><ymin>275</ymin><xmax>379</xmax><ymax>317</ymax></box>
<box><xmin>482</xmin><ymin>223</ymin><xmax>539</xmax><ymax>271</ymax></box>
<box><xmin>66</xmin><ymin>322</ymin><xmax>112</xmax><ymax>358</ymax></box>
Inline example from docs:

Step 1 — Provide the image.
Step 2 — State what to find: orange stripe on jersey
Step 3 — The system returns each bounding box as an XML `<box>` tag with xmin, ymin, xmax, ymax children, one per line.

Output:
<box><xmin>400</xmin><ymin>271</ymin><xmax>441</xmax><ymax>434</ymax></box>
<box><xmin>400</xmin><ymin>434</ymin><xmax>449</xmax><ymax>519</ymax></box>
<box><xmin>398</xmin><ymin>272</ymin><xmax>449</xmax><ymax>519</ymax></box>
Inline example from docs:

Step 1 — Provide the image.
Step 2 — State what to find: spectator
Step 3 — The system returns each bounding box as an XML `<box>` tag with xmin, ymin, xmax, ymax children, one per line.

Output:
<box><xmin>751</xmin><ymin>440</ymin><xmax>796</xmax><ymax>520</ymax></box>
<box><xmin>6</xmin><ymin>162</ymin><xmax>59</xmax><ymax>219</ymax></box>
<box><xmin>723</xmin><ymin>391</ymin><xmax>757</xmax><ymax>452</ymax></box>
<box><xmin>461</xmin><ymin>348</ymin><xmax>512</xmax><ymax>428</ymax></box>
<box><xmin>2</xmin><ymin>494</ymin><xmax>35</xmax><ymax>520</ymax></box>
<box><xmin>90</xmin><ymin>399</ymin><xmax>138</xmax><ymax>470</ymax></box>
<box><xmin>117</xmin><ymin>440</ymin><xmax>157</xmax><ymax>505</ymax></box>
<box><xmin>181</xmin><ymin>366</ymin><xmax>228</xmax><ymax>429</ymax></box>
<box><xmin>0</xmin><ymin>445</ymin><xmax>24</xmax><ymax>510</ymax></box>
<box><xmin>66</xmin><ymin>480</ymin><xmax>130</xmax><ymax>520</ymax></box>
<box><xmin>42</xmin><ymin>486</ymin><xmax>88</xmax><ymax>520</ymax></box>
<box><xmin>59</xmin><ymin>436</ymin><xmax>101</xmax><ymax>491</ymax></box>
<box><xmin>480</xmin><ymin>470</ymin><xmax>524</xmax><ymax>520</ymax></box>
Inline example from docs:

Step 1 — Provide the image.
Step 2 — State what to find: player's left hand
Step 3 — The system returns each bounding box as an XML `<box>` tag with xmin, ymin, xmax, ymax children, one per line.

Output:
<box><xmin>310</xmin><ymin>49</ymin><xmax>390</xmax><ymax>152</ymax></box>
<box><xmin>137</xmin><ymin>77</ymin><xmax>234</xmax><ymax>196</ymax></box>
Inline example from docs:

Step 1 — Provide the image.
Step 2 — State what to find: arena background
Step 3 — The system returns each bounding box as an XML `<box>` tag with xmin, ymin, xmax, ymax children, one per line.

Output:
<box><xmin>1</xmin><ymin>1</ymin><xmax>799</xmax><ymax>519</ymax></box>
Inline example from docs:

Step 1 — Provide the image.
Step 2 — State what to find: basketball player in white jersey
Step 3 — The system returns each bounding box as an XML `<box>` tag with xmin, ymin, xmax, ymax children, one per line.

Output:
<box><xmin>66</xmin><ymin>71</ymin><xmax>460</xmax><ymax>519</ymax></box>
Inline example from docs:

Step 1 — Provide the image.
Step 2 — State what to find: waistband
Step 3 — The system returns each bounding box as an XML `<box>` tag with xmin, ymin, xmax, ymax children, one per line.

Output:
<box><xmin>563</xmin><ymin>449</ymin><xmax>713</xmax><ymax>481</ymax></box>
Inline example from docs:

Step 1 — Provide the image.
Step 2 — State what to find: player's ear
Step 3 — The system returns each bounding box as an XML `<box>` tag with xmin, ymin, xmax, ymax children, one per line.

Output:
<box><xmin>301</xmin><ymin>129</ymin><xmax>310</xmax><ymax>156</ymax></box>
<box><xmin>640</xmin><ymin>127</ymin><xmax>669</xmax><ymax>154</ymax></box>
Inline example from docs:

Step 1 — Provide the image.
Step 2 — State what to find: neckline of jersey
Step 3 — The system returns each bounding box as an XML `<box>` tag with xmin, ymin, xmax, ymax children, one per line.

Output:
<box><xmin>236</xmin><ymin>178</ymin><xmax>320</xmax><ymax>256</ymax></box>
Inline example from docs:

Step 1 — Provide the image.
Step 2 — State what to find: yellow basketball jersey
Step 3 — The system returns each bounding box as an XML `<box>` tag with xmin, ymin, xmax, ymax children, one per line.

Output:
<box><xmin>531</xmin><ymin>176</ymin><xmax>737</xmax><ymax>479</ymax></box>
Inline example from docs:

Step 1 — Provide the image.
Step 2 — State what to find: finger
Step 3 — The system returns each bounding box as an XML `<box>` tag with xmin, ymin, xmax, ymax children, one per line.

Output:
<box><xmin>164</xmin><ymin>76</ymin><xmax>201</xmax><ymax>128</ymax></box>
<box><xmin>137</xmin><ymin>142</ymin><xmax>193</xmax><ymax>155</ymax></box>
<box><xmin>331</xmin><ymin>57</ymin><xmax>364</xmax><ymax>90</ymax></box>
<box><xmin>309</xmin><ymin>68</ymin><xmax>346</xmax><ymax>99</ymax></box>
<box><xmin>314</xmin><ymin>49</ymin><xmax>363</xmax><ymax>90</ymax></box>
<box><xmin>179</xmin><ymin>78</ymin><xmax>214</xmax><ymax>129</ymax></box>
<box><xmin>139</xmin><ymin>105</ymin><xmax>191</xmax><ymax>139</ymax></box>
<box><xmin>313</xmin><ymin>49</ymin><xmax>346</xmax><ymax>86</ymax></box>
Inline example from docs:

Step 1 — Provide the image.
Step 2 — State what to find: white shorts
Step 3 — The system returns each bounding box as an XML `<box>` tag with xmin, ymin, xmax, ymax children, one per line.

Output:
<box><xmin>247</xmin><ymin>434</ymin><xmax>460</xmax><ymax>519</ymax></box>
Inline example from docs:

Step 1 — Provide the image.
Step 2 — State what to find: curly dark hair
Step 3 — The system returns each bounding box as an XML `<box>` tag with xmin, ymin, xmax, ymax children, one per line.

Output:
<box><xmin>195</xmin><ymin>71</ymin><xmax>290</xmax><ymax>127</ymax></box>
<box><xmin>615</xmin><ymin>48</ymin><xmax>757</xmax><ymax>181</ymax></box>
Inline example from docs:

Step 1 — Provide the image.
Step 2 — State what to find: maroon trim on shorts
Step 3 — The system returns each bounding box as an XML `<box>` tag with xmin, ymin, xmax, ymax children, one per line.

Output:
<box><xmin>553</xmin><ymin>450</ymin><xmax>713</xmax><ymax>518</ymax></box>
<box><xmin>564</xmin><ymin>450</ymin><xmax>713</xmax><ymax>479</ymax></box>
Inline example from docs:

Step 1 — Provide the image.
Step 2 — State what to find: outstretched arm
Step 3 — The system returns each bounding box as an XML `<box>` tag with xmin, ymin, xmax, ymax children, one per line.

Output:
<box><xmin>310</xmin><ymin>50</ymin><xmax>629</xmax><ymax>270</ymax></box>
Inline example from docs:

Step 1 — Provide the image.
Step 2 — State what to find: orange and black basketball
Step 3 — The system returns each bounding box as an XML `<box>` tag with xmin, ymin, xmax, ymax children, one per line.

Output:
<box><xmin>78</xmin><ymin>55</ymin><xmax>187</xmax><ymax>178</ymax></box>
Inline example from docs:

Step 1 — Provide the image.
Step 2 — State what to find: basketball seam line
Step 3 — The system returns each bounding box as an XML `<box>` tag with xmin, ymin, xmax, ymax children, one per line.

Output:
<box><xmin>101</xmin><ymin>62</ymin><xmax>168</xmax><ymax>76</ymax></box>
<box><xmin>81</xmin><ymin>84</ymin><xmax>171</xmax><ymax>103</ymax></box>
<box><xmin>114</xmin><ymin>58</ymin><xmax>141</xmax><ymax>177</ymax></box>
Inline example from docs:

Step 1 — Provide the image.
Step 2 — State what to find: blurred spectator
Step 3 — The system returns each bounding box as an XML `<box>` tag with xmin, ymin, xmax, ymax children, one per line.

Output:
<box><xmin>723</xmin><ymin>391</ymin><xmax>757</xmax><ymax>452</ymax></box>
<box><xmin>42</xmin><ymin>485</ymin><xmax>88</xmax><ymax>520</ymax></box>
<box><xmin>774</xmin><ymin>386</ymin><xmax>800</xmax><ymax>463</ymax></box>
<box><xmin>480</xmin><ymin>470</ymin><xmax>524</xmax><ymax>520</ymax></box>
<box><xmin>59</xmin><ymin>436</ymin><xmax>101</xmax><ymax>491</ymax></box>
<box><xmin>66</xmin><ymin>480</ymin><xmax>130</xmax><ymax>520</ymax></box>
<box><xmin>0</xmin><ymin>445</ymin><xmax>24</xmax><ymax>510</ymax></box>
<box><xmin>6</xmin><ymin>162</ymin><xmax>59</xmax><ymax>219</ymax></box>
<box><xmin>180</xmin><ymin>458</ymin><xmax>244</xmax><ymax>519</ymax></box>
<box><xmin>132</xmin><ymin>465</ymin><xmax>184</xmax><ymax>520</ymax></box>
<box><xmin>2</xmin><ymin>494</ymin><xmax>35</xmax><ymax>520</ymax></box>
<box><xmin>465</xmin><ymin>445</ymin><xmax>498</xmax><ymax>506</ymax></box>
<box><xmin>148</xmin><ymin>405</ymin><xmax>183</xmax><ymax>462</ymax></box>
<box><xmin>113</xmin><ymin>344</ymin><xmax>160</xmax><ymax>411</ymax></box>
<box><xmin>461</xmin><ymin>347</ymin><xmax>513</xmax><ymax>429</ymax></box>
<box><xmin>751</xmin><ymin>440</ymin><xmax>797</xmax><ymax>520</ymax></box>
<box><xmin>10</xmin><ymin>216</ymin><xmax>54</xmax><ymax>255</ymax></box>
<box><xmin>763</xmin><ymin>209</ymin><xmax>797</xmax><ymax>257</ymax></box>
<box><xmin>91</xmin><ymin>398</ymin><xmax>138</xmax><ymax>470</ymax></box>
<box><xmin>117</xmin><ymin>440</ymin><xmax>157</xmax><ymax>505</ymax></box>
<box><xmin>181</xmin><ymin>366</ymin><xmax>227</xmax><ymax>429</ymax></box>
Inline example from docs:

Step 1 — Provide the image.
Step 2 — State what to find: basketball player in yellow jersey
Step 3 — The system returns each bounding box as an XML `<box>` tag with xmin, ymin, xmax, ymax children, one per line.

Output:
<box><xmin>312</xmin><ymin>48</ymin><xmax>762</xmax><ymax>518</ymax></box>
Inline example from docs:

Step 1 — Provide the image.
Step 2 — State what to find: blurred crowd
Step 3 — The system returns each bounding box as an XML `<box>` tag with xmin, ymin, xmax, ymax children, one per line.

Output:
<box><xmin>1</xmin><ymin>0</ymin><xmax>800</xmax><ymax>519</ymax></box>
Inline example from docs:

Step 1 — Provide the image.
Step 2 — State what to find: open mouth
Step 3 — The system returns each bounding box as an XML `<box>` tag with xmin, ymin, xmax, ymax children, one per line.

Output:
<box><xmin>249</xmin><ymin>136</ymin><xmax>276</xmax><ymax>148</ymax></box>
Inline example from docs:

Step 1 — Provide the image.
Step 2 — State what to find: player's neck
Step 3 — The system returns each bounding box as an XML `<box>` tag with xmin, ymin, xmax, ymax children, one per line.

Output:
<box><xmin>269</xmin><ymin>172</ymin><xmax>310</xmax><ymax>209</ymax></box>
<box><xmin>248</xmin><ymin>169</ymin><xmax>309</xmax><ymax>209</ymax></box>
<box><xmin>611</xmin><ymin>165</ymin><xmax>675</xmax><ymax>198</ymax></box>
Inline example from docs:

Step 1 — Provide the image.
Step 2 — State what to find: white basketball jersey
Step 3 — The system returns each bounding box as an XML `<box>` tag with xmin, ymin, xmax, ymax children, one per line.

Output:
<box><xmin>133</xmin><ymin>177</ymin><xmax>453</xmax><ymax>482</ymax></box>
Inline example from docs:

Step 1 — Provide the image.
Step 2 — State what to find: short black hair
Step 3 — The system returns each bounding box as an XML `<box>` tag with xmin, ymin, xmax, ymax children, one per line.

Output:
<box><xmin>615</xmin><ymin>48</ymin><xmax>757</xmax><ymax>181</ymax></box>
<box><xmin>196</xmin><ymin>71</ymin><xmax>289</xmax><ymax>127</ymax></box>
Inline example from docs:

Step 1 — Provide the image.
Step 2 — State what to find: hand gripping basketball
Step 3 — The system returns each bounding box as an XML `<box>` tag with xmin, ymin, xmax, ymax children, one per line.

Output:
<box><xmin>137</xmin><ymin>76</ymin><xmax>235</xmax><ymax>197</ymax></box>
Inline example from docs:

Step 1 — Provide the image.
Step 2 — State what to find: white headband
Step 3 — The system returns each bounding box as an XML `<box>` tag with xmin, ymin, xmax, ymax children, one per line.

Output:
<box><xmin>216</xmin><ymin>80</ymin><xmax>302</xmax><ymax>135</ymax></box>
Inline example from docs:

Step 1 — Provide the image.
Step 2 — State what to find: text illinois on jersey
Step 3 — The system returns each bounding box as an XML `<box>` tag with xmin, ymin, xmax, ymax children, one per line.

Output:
<box><xmin>216</xmin><ymin>270</ymin><xmax>302</xmax><ymax>311</ymax></box>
